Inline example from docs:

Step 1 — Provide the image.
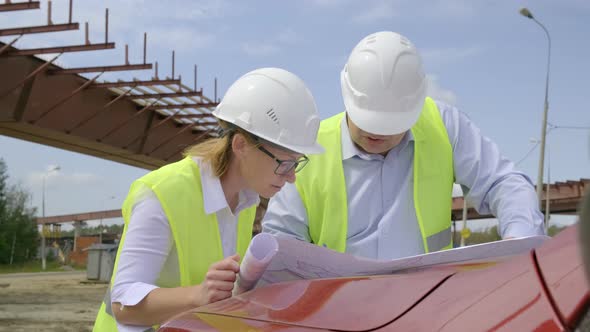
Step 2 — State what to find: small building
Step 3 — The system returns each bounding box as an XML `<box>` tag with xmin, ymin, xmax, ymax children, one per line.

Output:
<box><xmin>85</xmin><ymin>244</ymin><xmax>118</xmax><ymax>282</ymax></box>
<box><xmin>69</xmin><ymin>236</ymin><xmax>100</xmax><ymax>266</ymax></box>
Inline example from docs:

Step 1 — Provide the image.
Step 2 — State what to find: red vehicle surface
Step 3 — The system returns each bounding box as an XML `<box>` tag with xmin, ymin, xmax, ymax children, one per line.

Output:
<box><xmin>159</xmin><ymin>225</ymin><xmax>590</xmax><ymax>332</ymax></box>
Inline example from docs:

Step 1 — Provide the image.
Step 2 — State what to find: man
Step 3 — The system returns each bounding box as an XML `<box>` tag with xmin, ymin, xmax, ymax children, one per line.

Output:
<box><xmin>262</xmin><ymin>31</ymin><xmax>545</xmax><ymax>260</ymax></box>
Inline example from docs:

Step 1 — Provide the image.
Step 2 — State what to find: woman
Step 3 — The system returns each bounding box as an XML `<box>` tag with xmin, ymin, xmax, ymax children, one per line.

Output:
<box><xmin>93</xmin><ymin>67</ymin><xmax>324</xmax><ymax>331</ymax></box>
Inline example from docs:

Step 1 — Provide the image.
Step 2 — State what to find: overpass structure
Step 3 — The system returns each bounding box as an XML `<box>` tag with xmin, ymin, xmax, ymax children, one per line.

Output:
<box><xmin>451</xmin><ymin>179</ymin><xmax>589</xmax><ymax>221</ymax></box>
<box><xmin>1</xmin><ymin>1</ymin><xmax>221</xmax><ymax>170</ymax></box>
<box><xmin>36</xmin><ymin>179</ymin><xmax>589</xmax><ymax>237</ymax></box>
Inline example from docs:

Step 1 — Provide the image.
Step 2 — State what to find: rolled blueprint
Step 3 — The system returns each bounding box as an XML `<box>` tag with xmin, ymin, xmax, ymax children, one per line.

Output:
<box><xmin>234</xmin><ymin>233</ymin><xmax>279</xmax><ymax>295</ymax></box>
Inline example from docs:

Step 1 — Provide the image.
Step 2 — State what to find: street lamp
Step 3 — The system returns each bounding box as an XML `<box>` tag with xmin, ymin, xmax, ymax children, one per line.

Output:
<box><xmin>99</xmin><ymin>195</ymin><xmax>116</xmax><ymax>244</ymax></box>
<box><xmin>519</xmin><ymin>8</ymin><xmax>552</xmax><ymax>228</ymax></box>
<box><xmin>41</xmin><ymin>165</ymin><xmax>60</xmax><ymax>270</ymax></box>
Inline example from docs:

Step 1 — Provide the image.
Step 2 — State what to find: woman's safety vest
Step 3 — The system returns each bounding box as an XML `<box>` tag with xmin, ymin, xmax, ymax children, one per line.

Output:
<box><xmin>93</xmin><ymin>157</ymin><xmax>256</xmax><ymax>331</ymax></box>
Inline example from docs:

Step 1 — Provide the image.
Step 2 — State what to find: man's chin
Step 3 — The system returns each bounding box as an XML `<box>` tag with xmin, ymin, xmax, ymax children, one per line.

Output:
<box><xmin>361</xmin><ymin>144</ymin><xmax>391</xmax><ymax>155</ymax></box>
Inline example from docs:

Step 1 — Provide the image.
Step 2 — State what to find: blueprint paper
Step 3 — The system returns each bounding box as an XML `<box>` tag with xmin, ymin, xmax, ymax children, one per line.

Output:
<box><xmin>234</xmin><ymin>233</ymin><xmax>278</xmax><ymax>295</ymax></box>
<box><xmin>253</xmin><ymin>234</ymin><xmax>550</xmax><ymax>287</ymax></box>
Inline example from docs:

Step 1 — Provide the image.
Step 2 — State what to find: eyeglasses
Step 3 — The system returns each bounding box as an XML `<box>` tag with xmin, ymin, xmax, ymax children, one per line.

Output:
<box><xmin>257</xmin><ymin>145</ymin><xmax>309</xmax><ymax>176</ymax></box>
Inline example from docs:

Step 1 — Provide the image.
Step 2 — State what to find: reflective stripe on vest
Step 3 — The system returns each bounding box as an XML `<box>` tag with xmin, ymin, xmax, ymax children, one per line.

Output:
<box><xmin>93</xmin><ymin>157</ymin><xmax>257</xmax><ymax>331</ymax></box>
<box><xmin>295</xmin><ymin>97</ymin><xmax>454</xmax><ymax>253</ymax></box>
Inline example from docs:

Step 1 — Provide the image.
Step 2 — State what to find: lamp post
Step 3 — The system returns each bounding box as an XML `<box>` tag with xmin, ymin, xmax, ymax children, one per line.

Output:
<box><xmin>530</xmin><ymin>138</ymin><xmax>551</xmax><ymax>230</ymax></box>
<box><xmin>519</xmin><ymin>8</ymin><xmax>552</xmax><ymax>229</ymax></box>
<box><xmin>99</xmin><ymin>195</ymin><xmax>116</xmax><ymax>244</ymax></box>
<box><xmin>41</xmin><ymin>165</ymin><xmax>60</xmax><ymax>270</ymax></box>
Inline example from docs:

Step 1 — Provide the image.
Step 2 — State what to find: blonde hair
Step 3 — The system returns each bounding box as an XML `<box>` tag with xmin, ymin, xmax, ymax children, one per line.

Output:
<box><xmin>183</xmin><ymin>120</ymin><xmax>258</xmax><ymax>178</ymax></box>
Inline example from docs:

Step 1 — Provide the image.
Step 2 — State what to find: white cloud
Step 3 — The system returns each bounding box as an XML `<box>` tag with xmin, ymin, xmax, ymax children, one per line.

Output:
<box><xmin>421</xmin><ymin>46</ymin><xmax>484</xmax><ymax>66</ymax></box>
<box><xmin>27</xmin><ymin>170</ymin><xmax>101</xmax><ymax>188</ymax></box>
<box><xmin>352</xmin><ymin>1</ymin><xmax>396</xmax><ymax>23</ymax></box>
<box><xmin>241</xmin><ymin>42</ymin><xmax>280</xmax><ymax>57</ymax></box>
<box><xmin>277</xmin><ymin>28</ymin><xmax>300</xmax><ymax>44</ymax></box>
<box><xmin>150</xmin><ymin>27</ymin><xmax>215</xmax><ymax>52</ymax></box>
<box><xmin>426</xmin><ymin>74</ymin><xmax>457</xmax><ymax>105</ymax></box>
<box><xmin>426</xmin><ymin>0</ymin><xmax>477</xmax><ymax>18</ymax></box>
<box><xmin>241</xmin><ymin>28</ymin><xmax>302</xmax><ymax>57</ymax></box>
<box><xmin>305</xmin><ymin>0</ymin><xmax>350</xmax><ymax>7</ymax></box>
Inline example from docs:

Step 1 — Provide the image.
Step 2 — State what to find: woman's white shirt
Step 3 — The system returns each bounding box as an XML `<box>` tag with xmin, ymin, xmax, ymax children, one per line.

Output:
<box><xmin>111</xmin><ymin>157</ymin><xmax>259</xmax><ymax>332</ymax></box>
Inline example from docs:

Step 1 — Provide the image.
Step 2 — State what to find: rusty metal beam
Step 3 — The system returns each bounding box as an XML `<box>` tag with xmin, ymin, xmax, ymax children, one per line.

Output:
<box><xmin>124</xmin><ymin>91</ymin><xmax>203</xmax><ymax>100</ymax></box>
<box><xmin>150</xmin><ymin>102</ymin><xmax>218</xmax><ymax>110</ymax></box>
<box><xmin>36</xmin><ymin>209</ymin><xmax>122</xmax><ymax>224</ymax></box>
<box><xmin>32</xmin><ymin>73</ymin><xmax>102</xmax><ymax>123</ymax></box>
<box><xmin>164</xmin><ymin>129</ymin><xmax>214</xmax><ymax>161</ymax></box>
<box><xmin>90</xmin><ymin>79</ymin><xmax>181</xmax><ymax>89</ymax></box>
<box><xmin>12</xmin><ymin>61</ymin><xmax>37</xmax><ymax>121</ymax></box>
<box><xmin>136</xmin><ymin>111</ymin><xmax>156</xmax><ymax>153</ymax></box>
<box><xmin>97</xmin><ymin>99</ymin><xmax>161</xmax><ymax>142</ymax></box>
<box><xmin>145</xmin><ymin>84</ymin><xmax>215</xmax><ymax>113</ymax></box>
<box><xmin>2</xmin><ymin>42</ymin><xmax>116</xmax><ymax>56</ymax></box>
<box><xmin>128</xmin><ymin>85</ymin><xmax>196</xmax><ymax>127</ymax></box>
<box><xmin>172</xmin><ymin>113</ymin><xmax>213</xmax><ymax>119</ymax></box>
<box><xmin>0</xmin><ymin>22</ymin><xmax>79</xmax><ymax>36</ymax></box>
<box><xmin>147</xmin><ymin>122</ymin><xmax>198</xmax><ymax>155</ymax></box>
<box><xmin>140</xmin><ymin>84</ymin><xmax>213</xmax><ymax>121</ymax></box>
<box><xmin>104</xmin><ymin>87</ymin><xmax>135</xmax><ymax>108</ymax></box>
<box><xmin>49</xmin><ymin>63</ymin><xmax>152</xmax><ymax>75</ymax></box>
<box><xmin>451</xmin><ymin>179</ymin><xmax>590</xmax><ymax>220</ymax></box>
<box><xmin>0</xmin><ymin>1</ymin><xmax>40</xmax><ymax>12</ymax></box>
<box><xmin>0</xmin><ymin>53</ymin><xmax>61</xmax><ymax>100</ymax></box>
<box><xmin>124</xmin><ymin>109</ymin><xmax>183</xmax><ymax>150</ymax></box>
<box><xmin>194</xmin><ymin>121</ymin><xmax>218</xmax><ymax>127</ymax></box>
<box><xmin>0</xmin><ymin>35</ymin><xmax>22</xmax><ymax>56</ymax></box>
<box><xmin>66</xmin><ymin>88</ymin><xmax>135</xmax><ymax>133</ymax></box>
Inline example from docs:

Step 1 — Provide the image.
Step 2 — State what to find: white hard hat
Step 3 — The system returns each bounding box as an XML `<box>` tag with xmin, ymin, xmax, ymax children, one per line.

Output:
<box><xmin>341</xmin><ymin>31</ymin><xmax>427</xmax><ymax>135</ymax></box>
<box><xmin>213</xmin><ymin>68</ymin><xmax>324</xmax><ymax>155</ymax></box>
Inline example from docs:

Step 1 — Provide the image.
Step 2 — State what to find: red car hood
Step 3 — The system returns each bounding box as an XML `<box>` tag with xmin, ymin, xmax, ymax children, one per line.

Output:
<box><xmin>191</xmin><ymin>269</ymin><xmax>453</xmax><ymax>331</ymax></box>
<box><xmin>160</xmin><ymin>226</ymin><xmax>590</xmax><ymax>332</ymax></box>
<box><xmin>198</xmin><ymin>271</ymin><xmax>452</xmax><ymax>331</ymax></box>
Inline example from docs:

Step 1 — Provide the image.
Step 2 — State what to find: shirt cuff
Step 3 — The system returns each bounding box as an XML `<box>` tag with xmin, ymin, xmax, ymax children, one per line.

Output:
<box><xmin>111</xmin><ymin>282</ymin><xmax>160</xmax><ymax>332</ymax></box>
<box><xmin>502</xmin><ymin>220</ymin><xmax>545</xmax><ymax>239</ymax></box>
<box><xmin>111</xmin><ymin>281</ymin><xmax>159</xmax><ymax>307</ymax></box>
<box><xmin>116</xmin><ymin>321</ymin><xmax>154</xmax><ymax>332</ymax></box>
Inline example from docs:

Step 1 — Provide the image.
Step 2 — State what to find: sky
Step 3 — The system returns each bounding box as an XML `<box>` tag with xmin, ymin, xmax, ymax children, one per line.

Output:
<box><xmin>0</xmin><ymin>0</ymin><xmax>589</xmax><ymax>231</ymax></box>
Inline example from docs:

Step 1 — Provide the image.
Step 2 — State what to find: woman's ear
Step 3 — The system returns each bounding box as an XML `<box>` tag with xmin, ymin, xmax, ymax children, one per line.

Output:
<box><xmin>231</xmin><ymin>133</ymin><xmax>249</xmax><ymax>159</ymax></box>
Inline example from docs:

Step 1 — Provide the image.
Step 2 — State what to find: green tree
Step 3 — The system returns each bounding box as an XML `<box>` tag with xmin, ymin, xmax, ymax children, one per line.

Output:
<box><xmin>0</xmin><ymin>159</ymin><xmax>39</xmax><ymax>264</ymax></box>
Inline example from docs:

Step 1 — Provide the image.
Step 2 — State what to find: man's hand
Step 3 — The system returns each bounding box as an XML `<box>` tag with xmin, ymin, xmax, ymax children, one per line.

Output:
<box><xmin>193</xmin><ymin>254</ymin><xmax>240</xmax><ymax>307</ymax></box>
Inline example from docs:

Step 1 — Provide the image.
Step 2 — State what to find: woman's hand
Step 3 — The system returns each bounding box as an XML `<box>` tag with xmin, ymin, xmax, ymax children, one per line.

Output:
<box><xmin>193</xmin><ymin>254</ymin><xmax>240</xmax><ymax>306</ymax></box>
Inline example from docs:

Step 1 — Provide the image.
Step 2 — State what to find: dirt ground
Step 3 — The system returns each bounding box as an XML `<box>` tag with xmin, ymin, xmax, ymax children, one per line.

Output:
<box><xmin>0</xmin><ymin>271</ymin><xmax>108</xmax><ymax>332</ymax></box>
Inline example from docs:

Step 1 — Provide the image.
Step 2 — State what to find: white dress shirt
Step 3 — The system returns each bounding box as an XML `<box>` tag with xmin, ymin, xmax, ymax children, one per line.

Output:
<box><xmin>111</xmin><ymin>157</ymin><xmax>259</xmax><ymax>332</ymax></box>
<box><xmin>263</xmin><ymin>101</ymin><xmax>545</xmax><ymax>260</ymax></box>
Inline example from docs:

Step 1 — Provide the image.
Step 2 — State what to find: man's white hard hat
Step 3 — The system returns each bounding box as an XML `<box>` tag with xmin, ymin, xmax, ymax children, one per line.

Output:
<box><xmin>341</xmin><ymin>31</ymin><xmax>428</xmax><ymax>135</ymax></box>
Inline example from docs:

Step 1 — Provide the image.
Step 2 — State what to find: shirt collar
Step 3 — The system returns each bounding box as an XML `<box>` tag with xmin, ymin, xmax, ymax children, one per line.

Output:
<box><xmin>339</xmin><ymin>115</ymin><xmax>414</xmax><ymax>161</ymax></box>
<box><xmin>194</xmin><ymin>157</ymin><xmax>260</xmax><ymax>215</ymax></box>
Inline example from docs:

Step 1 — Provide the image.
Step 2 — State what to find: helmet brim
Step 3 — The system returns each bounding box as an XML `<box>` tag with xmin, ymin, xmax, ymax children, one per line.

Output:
<box><xmin>345</xmin><ymin>102</ymin><xmax>422</xmax><ymax>136</ymax></box>
<box><xmin>213</xmin><ymin>112</ymin><xmax>325</xmax><ymax>155</ymax></box>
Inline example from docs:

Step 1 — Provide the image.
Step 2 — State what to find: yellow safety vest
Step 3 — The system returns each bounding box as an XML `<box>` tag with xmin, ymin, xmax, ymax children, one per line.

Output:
<box><xmin>93</xmin><ymin>157</ymin><xmax>257</xmax><ymax>331</ymax></box>
<box><xmin>295</xmin><ymin>97</ymin><xmax>454</xmax><ymax>253</ymax></box>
